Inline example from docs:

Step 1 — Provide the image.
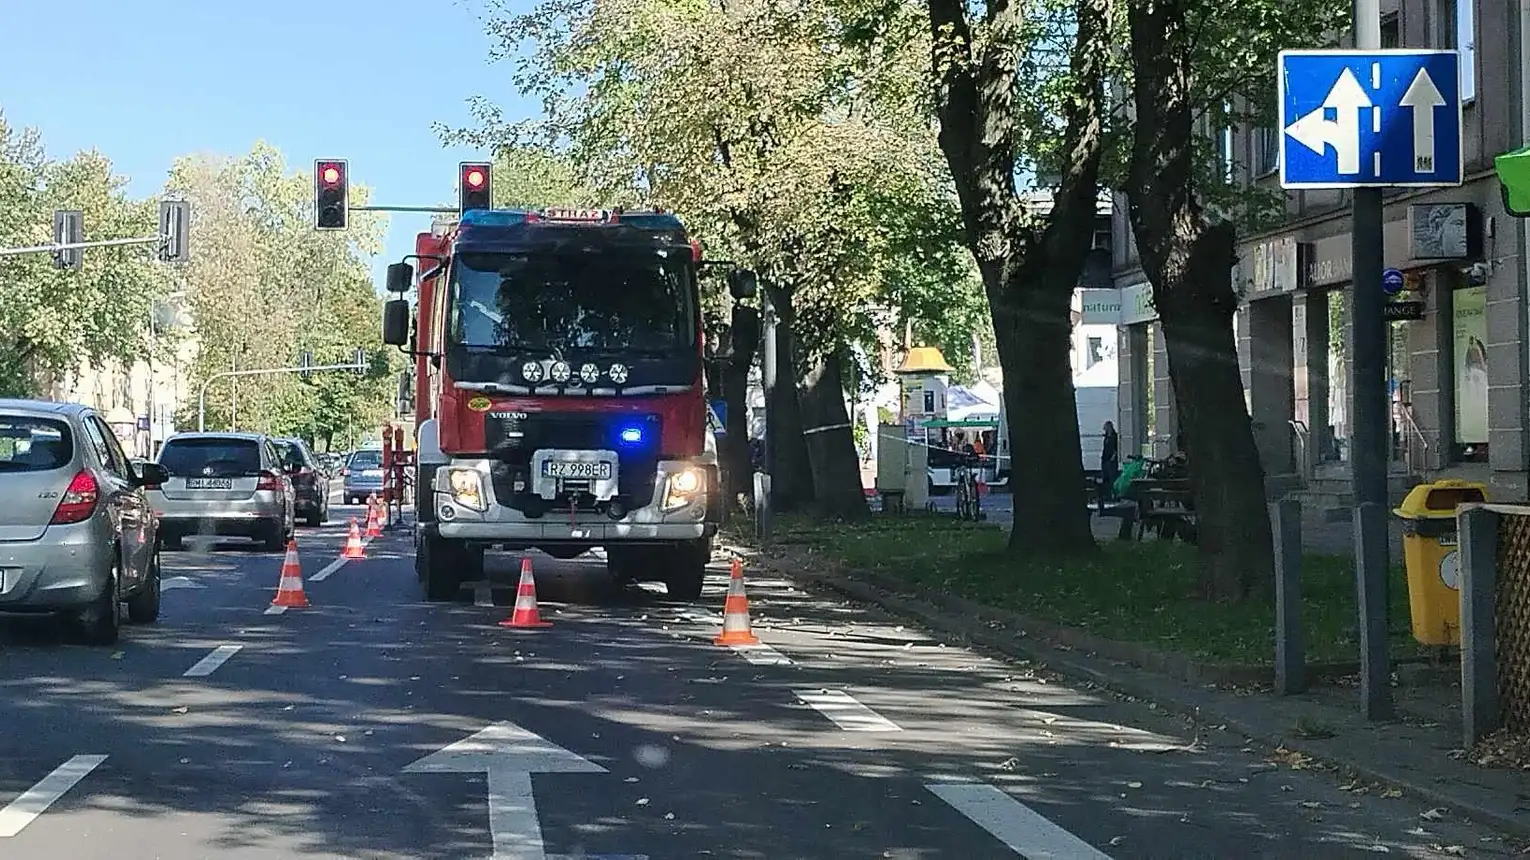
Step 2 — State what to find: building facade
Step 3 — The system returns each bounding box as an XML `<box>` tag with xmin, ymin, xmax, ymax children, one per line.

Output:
<box><xmin>1110</xmin><ymin>0</ymin><xmax>1526</xmax><ymax>507</ymax></box>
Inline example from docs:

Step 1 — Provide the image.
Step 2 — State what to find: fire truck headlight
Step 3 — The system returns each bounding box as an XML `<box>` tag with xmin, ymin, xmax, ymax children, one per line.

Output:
<box><xmin>447</xmin><ymin>468</ymin><xmax>487</xmax><ymax>512</ymax></box>
<box><xmin>662</xmin><ymin>468</ymin><xmax>704</xmax><ymax>511</ymax></box>
<box><xmin>521</xmin><ymin>361</ymin><xmax>544</xmax><ymax>383</ymax></box>
<box><xmin>608</xmin><ymin>363</ymin><xmax>629</xmax><ymax>384</ymax></box>
<box><xmin>579</xmin><ymin>363</ymin><xmax>601</xmax><ymax>384</ymax></box>
<box><xmin>549</xmin><ymin>361</ymin><xmax>572</xmax><ymax>383</ymax></box>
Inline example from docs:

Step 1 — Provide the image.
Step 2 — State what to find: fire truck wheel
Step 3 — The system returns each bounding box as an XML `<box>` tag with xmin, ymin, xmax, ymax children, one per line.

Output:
<box><xmin>663</xmin><ymin>539</ymin><xmax>710</xmax><ymax>602</ymax></box>
<box><xmin>605</xmin><ymin>547</ymin><xmax>643</xmax><ymax>585</ymax></box>
<box><xmin>418</xmin><ymin>533</ymin><xmax>462</xmax><ymax>601</ymax></box>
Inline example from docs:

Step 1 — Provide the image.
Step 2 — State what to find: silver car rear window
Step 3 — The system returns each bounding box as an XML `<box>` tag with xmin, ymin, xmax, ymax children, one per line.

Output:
<box><xmin>349</xmin><ymin>451</ymin><xmax>383</xmax><ymax>469</ymax></box>
<box><xmin>0</xmin><ymin>417</ymin><xmax>73</xmax><ymax>473</ymax></box>
<box><xmin>159</xmin><ymin>438</ymin><xmax>262</xmax><ymax>477</ymax></box>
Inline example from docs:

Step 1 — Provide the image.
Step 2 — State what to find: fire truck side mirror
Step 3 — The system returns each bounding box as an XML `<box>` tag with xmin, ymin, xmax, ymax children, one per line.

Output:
<box><xmin>385</xmin><ymin>262</ymin><xmax>415</xmax><ymax>294</ymax></box>
<box><xmin>382</xmin><ymin>299</ymin><xmax>411</xmax><ymax>347</ymax></box>
<box><xmin>727</xmin><ymin>269</ymin><xmax>758</xmax><ymax>300</ymax></box>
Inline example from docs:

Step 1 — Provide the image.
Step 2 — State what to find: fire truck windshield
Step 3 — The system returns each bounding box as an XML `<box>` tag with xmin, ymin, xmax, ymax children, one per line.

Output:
<box><xmin>449</xmin><ymin>250</ymin><xmax>696</xmax><ymax>354</ymax></box>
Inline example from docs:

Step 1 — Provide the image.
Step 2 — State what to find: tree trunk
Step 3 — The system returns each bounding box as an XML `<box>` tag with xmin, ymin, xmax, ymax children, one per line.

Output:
<box><xmin>987</xmin><ymin>263</ymin><xmax>1096</xmax><ymax>554</ymax></box>
<box><xmin>799</xmin><ymin>349</ymin><xmax>869</xmax><ymax>520</ymax></box>
<box><xmin>763</xmin><ymin>284</ymin><xmax>814</xmax><ymax>513</ymax></box>
<box><xmin>1156</xmin><ymin>226</ymin><xmax>1274</xmax><ymax>599</ymax></box>
<box><xmin>1124</xmin><ymin>0</ymin><xmax>1274</xmax><ymax>599</ymax></box>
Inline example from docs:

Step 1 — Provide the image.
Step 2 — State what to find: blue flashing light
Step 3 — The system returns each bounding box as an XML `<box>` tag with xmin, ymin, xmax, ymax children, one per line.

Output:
<box><xmin>459</xmin><ymin>209</ymin><xmax>533</xmax><ymax>228</ymax></box>
<box><xmin>618</xmin><ymin>426</ymin><xmax>645</xmax><ymax>444</ymax></box>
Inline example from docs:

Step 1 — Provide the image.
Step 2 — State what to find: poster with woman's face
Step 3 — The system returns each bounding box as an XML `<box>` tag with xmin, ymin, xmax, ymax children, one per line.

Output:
<box><xmin>1454</xmin><ymin>286</ymin><xmax>1489</xmax><ymax>446</ymax></box>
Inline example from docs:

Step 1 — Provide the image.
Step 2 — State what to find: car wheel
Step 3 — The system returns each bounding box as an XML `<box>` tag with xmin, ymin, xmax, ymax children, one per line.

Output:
<box><xmin>305</xmin><ymin>506</ymin><xmax>323</xmax><ymax>528</ymax></box>
<box><xmin>126</xmin><ymin>547</ymin><xmax>162</xmax><ymax>624</ymax></box>
<box><xmin>77</xmin><ymin>559</ymin><xmax>122</xmax><ymax>646</ymax></box>
<box><xmin>318</xmin><ymin>496</ymin><xmax>329</xmax><ymax>525</ymax></box>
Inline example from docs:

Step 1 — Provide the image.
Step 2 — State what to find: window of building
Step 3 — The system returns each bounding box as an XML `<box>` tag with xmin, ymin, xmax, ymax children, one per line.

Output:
<box><xmin>1254</xmin><ymin>126</ymin><xmax>1279</xmax><ymax>176</ymax></box>
<box><xmin>1087</xmin><ymin>336</ymin><xmax>1104</xmax><ymax>369</ymax></box>
<box><xmin>1092</xmin><ymin>229</ymin><xmax>1111</xmax><ymax>251</ymax></box>
<box><xmin>1438</xmin><ymin>0</ymin><xmax>1475</xmax><ymax>102</ymax></box>
<box><xmin>1381</xmin><ymin>12</ymin><xmax>1400</xmax><ymax>49</ymax></box>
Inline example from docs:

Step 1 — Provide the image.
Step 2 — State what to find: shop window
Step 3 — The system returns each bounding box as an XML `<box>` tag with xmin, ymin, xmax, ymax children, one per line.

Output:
<box><xmin>1453</xmin><ymin>284</ymin><xmax>1488</xmax><ymax>462</ymax></box>
<box><xmin>1087</xmin><ymin>336</ymin><xmax>1104</xmax><ymax>369</ymax></box>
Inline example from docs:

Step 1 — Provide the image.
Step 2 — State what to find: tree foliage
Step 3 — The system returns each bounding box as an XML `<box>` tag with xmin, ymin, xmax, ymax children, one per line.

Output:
<box><xmin>163</xmin><ymin>143</ymin><xmax>397</xmax><ymax>449</ymax></box>
<box><xmin>450</xmin><ymin>0</ymin><xmax>988</xmax><ymax>515</ymax></box>
<box><xmin>0</xmin><ymin>113</ymin><xmax>165</xmax><ymax>396</ymax></box>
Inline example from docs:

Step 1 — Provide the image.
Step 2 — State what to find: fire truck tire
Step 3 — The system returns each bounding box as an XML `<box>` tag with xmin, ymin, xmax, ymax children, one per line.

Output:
<box><xmin>663</xmin><ymin>538</ymin><xmax>710</xmax><ymax>602</ymax></box>
<box><xmin>418</xmin><ymin>532</ymin><xmax>462</xmax><ymax>601</ymax></box>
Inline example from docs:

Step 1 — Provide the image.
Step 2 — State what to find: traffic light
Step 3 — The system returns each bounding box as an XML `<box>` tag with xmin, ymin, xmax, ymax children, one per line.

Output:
<box><xmin>314</xmin><ymin>159</ymin><xmax>349</xmax><ymax>230</ymax></box>
<box><xmin>52</xmin><ymin>210</ymin><xmax>82</xmax><ymax>271</ymax></box>
<box><xmin>299</xmin><ymin>350</ymin><xmax>314</xmax><ymax>379</ymax></box>
<box><xmin>458</xmin><ymin>162</ymin><xmax>492</xmax><ymax>213</ymax></box>
<box><xmin>353</xmin><ymin>346</ymin><xmax>367</xmax><ymax>376</ymax></box>
<box><xmin>158</xmin><ymin>200</ymin><xmax>190</xmax><ymax>263</ymax></box>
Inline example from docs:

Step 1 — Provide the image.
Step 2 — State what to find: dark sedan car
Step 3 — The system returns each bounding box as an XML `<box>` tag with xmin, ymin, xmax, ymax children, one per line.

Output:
<box><xmin>272</xmin><ymin>438</ymin><xmax>330</xmax><ymax>527</ymax></box>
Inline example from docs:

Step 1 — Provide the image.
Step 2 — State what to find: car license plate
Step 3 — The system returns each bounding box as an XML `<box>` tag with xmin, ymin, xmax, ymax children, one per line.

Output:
<box><xmin>187</xmin><ymin>478</ymin><xmax>233</xmax><ymax>490</ymax></box>
<box><xmin>542</xmin><ymin>460</ymin><xmax>612</xmax><ymax>480</ymax></box>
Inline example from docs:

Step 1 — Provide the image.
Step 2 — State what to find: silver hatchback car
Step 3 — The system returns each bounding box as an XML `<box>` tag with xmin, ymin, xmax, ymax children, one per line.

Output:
<box><xmin>149</xmin><ymin>432</ymin><xmax>295</xmax><ymax>551</ymax></box>
<box><xmin>0</xmin><ymin>399</ymin><xmax>167</xmax><ymax>645</ymax></box>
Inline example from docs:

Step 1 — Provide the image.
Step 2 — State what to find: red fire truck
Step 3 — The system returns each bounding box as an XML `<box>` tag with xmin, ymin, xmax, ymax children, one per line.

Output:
<box><xmin>379</xmin><ymin>163</ymin><xmax>756</xmax><ymax>602</ymax></box>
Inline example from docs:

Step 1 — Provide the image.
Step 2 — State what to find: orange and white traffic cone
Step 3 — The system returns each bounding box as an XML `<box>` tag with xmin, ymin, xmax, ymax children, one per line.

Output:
<box><xmin>365</xmin><ymin>503</ymin><xmax>382</xmax><ymax>539</ymax></box>
<box><xmin>271</xmin><ymin>540</ymin><xmax>310</xmax><ymax>608</ymax></box>
<box><xmin>499</xmin><ymin>557</ymin><xmax>553</xmax><ymax>628</ymax></box>
<box><xmin>342</xmin><ymin>518</ymin><xmax>367</xmax><ymax>559</ymax></box>
<box><xmin>713</xmin><ymin>558</ymin><xmax>759</xmax><ymax>646</ymax></box>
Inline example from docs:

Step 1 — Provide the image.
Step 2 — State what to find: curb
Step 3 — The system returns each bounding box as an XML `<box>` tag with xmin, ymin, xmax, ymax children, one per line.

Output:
<box><xmin>747</xmin><ymin>547</ymin><xmax>1530</xmax><ymax>844</ymax></box>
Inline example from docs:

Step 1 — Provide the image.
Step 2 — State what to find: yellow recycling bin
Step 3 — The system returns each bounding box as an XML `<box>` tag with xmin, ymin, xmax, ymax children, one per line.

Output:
<box><xmin>1393</xmin><ymin>479</ymin><xmax>1488</xmax><ymax>646</ymax></box>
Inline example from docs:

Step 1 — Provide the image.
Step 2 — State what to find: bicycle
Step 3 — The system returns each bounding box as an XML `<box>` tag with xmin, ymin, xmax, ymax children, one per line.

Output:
<box><xmin>952</xmin><ymin>456</ymin><xmax>985</xmax><ymax>522</ymax></box>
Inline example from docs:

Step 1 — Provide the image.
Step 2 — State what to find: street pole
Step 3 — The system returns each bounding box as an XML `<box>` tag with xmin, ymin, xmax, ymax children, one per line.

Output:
<box><xmin>1351</xmin><ymin>0</ymin><xmax>1394</xmax><ymax>721</ymax></box>
<box><xmin>198</xmin><ymin>361</ymin><xmax>369</xmax><ymax>431</ymax></box>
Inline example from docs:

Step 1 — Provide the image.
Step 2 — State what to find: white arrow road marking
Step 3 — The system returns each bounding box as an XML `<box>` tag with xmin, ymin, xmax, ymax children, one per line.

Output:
<box><xmin>732</xmin><ymin>644</ymin><xmax>793</xmax><ymax>665</ymax></box>
<box><xmin>403</xmin><ymin>721</ymin><xmax>607</xmax><ymax>860</ymax></box>
<box><xmin>183</xmin><ymin>644</ymin><xmax>242</xmax><ymax>678</ymax></box>
<box><xmin>795</xmin><ymin>690</ymin><xmax>902</xmax><ymax>732</ymax></box>
<box><xmin>0</xmin><ymin>755</ymin><xmax>108</xmax><ymax>838</ymax></box>
<box><xmin>310</xmin><ymin>554</ymin><xmax>351</xmax><ymax>583</ymax></box>
<box><xmin>161</xmin><ymin>576</ymin><xmax>203</xmax><ymax>591</ymax></box>
<box><xmin>927</xmin><ymin>783</ymin><xmax>1113</xmax><ymax>859</ymax></box>
<box><xmin>1400</xmin><ymin>67</ymin><xmax>1447</xmax><ymax>173</ymax></box>
<box><xmin>1285</xmin><ymin>67</ymin><xmax>1372</xmax><ymax>174</ymax></box>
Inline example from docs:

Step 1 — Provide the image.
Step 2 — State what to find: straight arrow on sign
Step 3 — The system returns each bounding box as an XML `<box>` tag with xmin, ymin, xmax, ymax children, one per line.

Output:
<box><xmin>403</xmin><ymin>721</ymin><xmax>606</xmax><ymax>860</ymax></box>
<box><xmin>1400</xmin><ymin>68</ymin><xmax>1447</xmax><ymax>173</ymax></box>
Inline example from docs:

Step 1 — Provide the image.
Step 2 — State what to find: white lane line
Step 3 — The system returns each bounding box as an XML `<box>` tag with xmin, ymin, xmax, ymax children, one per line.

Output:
<box><xmin>183</xmin><ymin>644</ymin><xmax>242</xmax><ymax>678</ymax></box>
<box><xmin>795</xmin><ymin>689</ymin><xmax>902</xmax><ymax>732</ymax></box>
<box><xmin>0</xmin><ymin>755</ymin><xmax>108</xmax><ymax>838</ymax></box>
<box><xmin>732</xmin><ymin>644</ymin><xmax>793</xmax><ymax>665</ymax></box>
<box><xmin>310</xmin><ymin>556</ymin><xmax>349</xmax><ymax>583</ymax></box>
<box><xmin>548</xmin><ymin>855</ymin><xmax>648</xmax><ymax>859</ymax></box>
<box><xmin>161</xmin><ymin>576</ymin><xmax>203</xmax><ymax>591</ymax></box>
<box><xmin>263</xmin><ymin>605</ymin><xmax>288</xmax><ymax>616</ymax></box>
<box><xmin>926</xmin><ymin>783</ymin><xmax>1113</xmax><ymax>859</ymax></box>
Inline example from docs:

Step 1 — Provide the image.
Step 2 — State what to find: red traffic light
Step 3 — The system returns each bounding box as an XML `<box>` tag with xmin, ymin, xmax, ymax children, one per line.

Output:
<box><xmin>465</xmin><ymin>168</ymin><xmax>486</xmax><ymax>189</ymax></box>
<box><xmin>317</xmin><ymin>161</ymin><xmax>345</xmax><ymax>188</ymax></box>
<box><xmin>458</xmin><ymin>162</ymin><xmax>493</xmax><ymax>213</ymax></box>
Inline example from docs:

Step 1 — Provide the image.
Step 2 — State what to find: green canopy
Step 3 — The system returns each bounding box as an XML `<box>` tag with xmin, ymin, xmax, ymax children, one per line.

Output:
<box><xmin>1495</xmin><ymin>145</ymin><xmax>1530</xmax><ymax>218</ymax></box>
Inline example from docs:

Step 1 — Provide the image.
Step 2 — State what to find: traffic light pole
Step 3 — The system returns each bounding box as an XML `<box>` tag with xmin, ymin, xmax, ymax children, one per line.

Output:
<box><xmin>198</xmin><ymin>361</ymin><xmax>368</xmax><ymax>432</ymax></box>
<box><xmin>348</xmin><ymin>206</ymin><xmax>460</xmax><ymax>214</ymax></box>
<box><xmin>0</xmin><ymin>235</ymin><xmax>164</xmax><ymax>258</ymax></box>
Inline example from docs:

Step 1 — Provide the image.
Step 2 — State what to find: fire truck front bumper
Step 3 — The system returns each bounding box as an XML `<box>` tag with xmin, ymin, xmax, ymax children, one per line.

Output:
<box><xmin>428</xmin><ymin>458</ymin><xmax>718</xmax><ymax>544</ymax></box>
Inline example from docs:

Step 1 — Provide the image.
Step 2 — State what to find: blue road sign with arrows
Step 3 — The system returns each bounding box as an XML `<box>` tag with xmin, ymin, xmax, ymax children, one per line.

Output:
<box><xmin>1279</xmin><ymin>49</ymin><xmax>1462</xmax><ymax>189</ymax></box>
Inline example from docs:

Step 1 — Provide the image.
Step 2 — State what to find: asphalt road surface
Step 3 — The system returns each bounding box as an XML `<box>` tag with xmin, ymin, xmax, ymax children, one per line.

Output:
<box><xmin>0</xmin><ymin>502</ymin><xmax>1512</xmax><ymax>859</ymax></box>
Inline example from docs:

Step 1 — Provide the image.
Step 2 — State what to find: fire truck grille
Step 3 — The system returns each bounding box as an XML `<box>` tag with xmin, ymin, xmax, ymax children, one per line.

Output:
<box><xmin>485</xmin><ymin>411</ymin><xmax>662</xmax><ymax>505</ymax></box>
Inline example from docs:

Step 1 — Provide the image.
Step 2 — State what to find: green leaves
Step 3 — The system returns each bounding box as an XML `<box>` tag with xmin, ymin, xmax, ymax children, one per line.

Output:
<box><xmin>450</xmin><ymin>0</ymin><xmax>984</xmax><ymax>375</ymax></box>
<box><xmin>161</xmin><ymin>144</ymin><xmax>395</xmax><ymax>446</ymax></box>
<box><xmin>0</xmin><ymin>115</ymin><xmax>166</xmax><ymax>397</ymax></box>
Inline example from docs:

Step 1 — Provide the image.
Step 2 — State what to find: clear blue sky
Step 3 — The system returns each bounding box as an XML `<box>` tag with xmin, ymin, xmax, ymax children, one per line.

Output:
<box><xmin>0</xmin><ymin>0</ymin><xmax>531</xmax><ymax>286</ymax></box>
